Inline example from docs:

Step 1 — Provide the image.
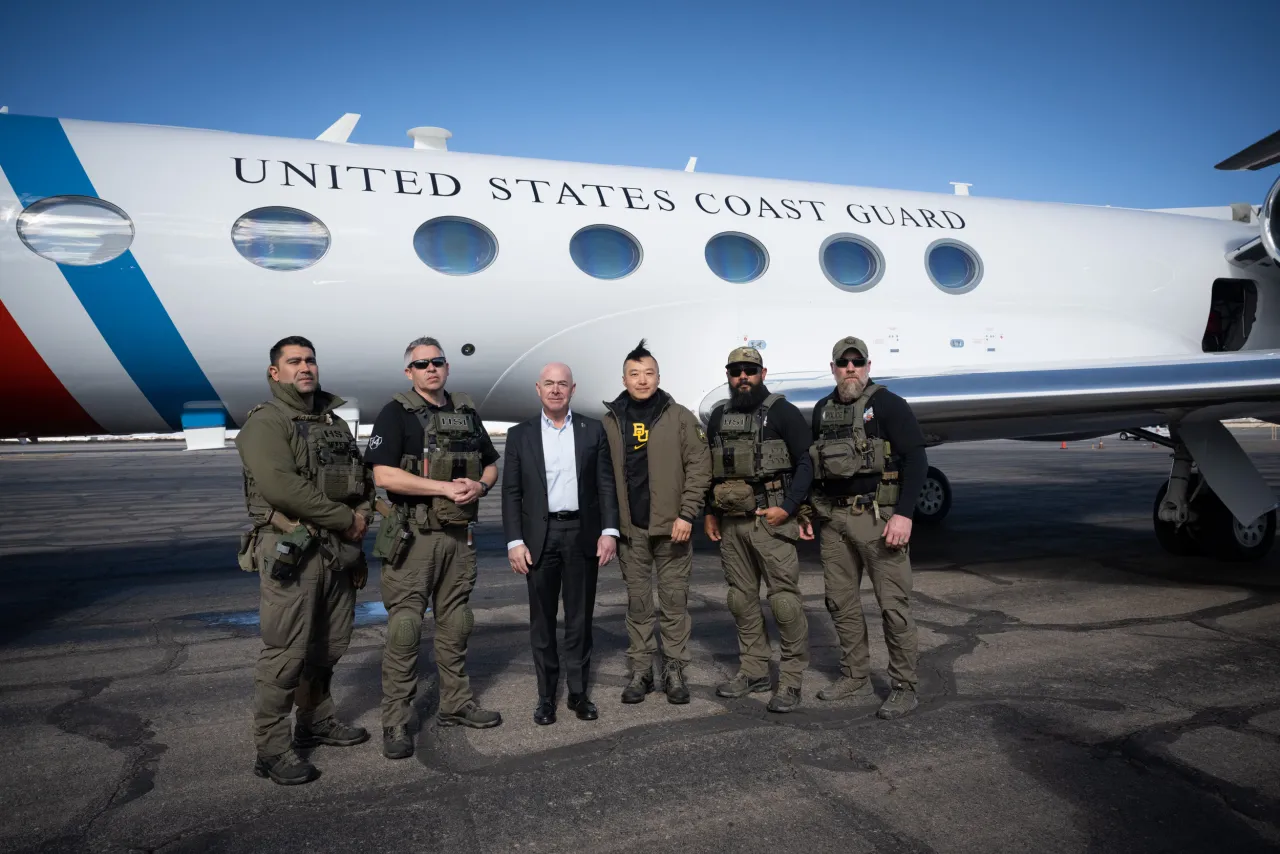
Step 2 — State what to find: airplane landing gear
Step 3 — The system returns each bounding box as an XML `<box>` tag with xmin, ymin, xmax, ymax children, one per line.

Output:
<box><xmin>915</xmin><ymin>466</ymin><xmax>952</xmax><ymax>525</ymax></box>
<box><xmin>1153</xmin><ymin>473</ymin><xmax>1276</xmax><ymax>561</ymax></box>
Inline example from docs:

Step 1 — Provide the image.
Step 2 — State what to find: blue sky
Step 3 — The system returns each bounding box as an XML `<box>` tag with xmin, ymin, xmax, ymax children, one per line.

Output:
<box><xmin>3</xmin><ymin>0</ymin><xmax>1277</xmax><ymax>208</ymax></box>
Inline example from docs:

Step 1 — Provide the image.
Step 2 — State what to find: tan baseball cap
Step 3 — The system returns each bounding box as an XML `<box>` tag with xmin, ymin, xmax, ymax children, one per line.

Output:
<box><xmin>831</xmin><ymin>336</ymin><xmax>870</xmax><ymax>361</ymax></box>
<box><xmin>725</xmin><ymin>346</ymin><xmax>764</xmax><ymax>368</ymax></box>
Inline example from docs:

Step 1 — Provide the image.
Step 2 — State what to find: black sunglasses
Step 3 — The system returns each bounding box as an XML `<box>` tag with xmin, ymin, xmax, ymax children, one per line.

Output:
<box><xmin>409</xmin><ymin>357</ymin><xmax>448</xmax><ymax>370</ymax></box>
<box><xmin>726</xmin><ymin>364</ymin><xmax>761</xmax><ymax>378</ymax></box>
<box><xmin>835</xmin><ymin>357</ymin><xmax>867</xmax><ymax>368</ymax></box>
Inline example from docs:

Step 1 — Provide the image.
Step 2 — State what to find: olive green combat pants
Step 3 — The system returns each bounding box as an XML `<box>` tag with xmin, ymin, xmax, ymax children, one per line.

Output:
<box><xmin>718</xmin><ymin>515</ymin><xmax>809</xmax><ymax>689</ymax></box>
<box><xmin>618</xmin><ymin>534</ymin><xmax>693</xmax><ymax>672</ymax></box>
<box><xmin>381</xmin><ymin>527</ymin><xmax>477</xmax><ymax>726</ymax></box>
<box><xmin>820</xmin><ymin>504</ymin><xmax>918</xmax><ymax>686</ymax></box>
<box><xmin>253</xmin><ymin>532</ymin><xmax>356</xmax><ymax>757</ymax></box>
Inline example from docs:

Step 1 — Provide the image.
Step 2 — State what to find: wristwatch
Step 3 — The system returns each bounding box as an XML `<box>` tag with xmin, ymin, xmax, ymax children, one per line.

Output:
<box><xmin>480</xmin><ymin>481</ymin><xmax>492</xmax><ymax>496</ymax></box>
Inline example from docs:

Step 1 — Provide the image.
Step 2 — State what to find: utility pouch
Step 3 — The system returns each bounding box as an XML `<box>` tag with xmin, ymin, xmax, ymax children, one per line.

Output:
<box><xmin>236</xmin><ymin>529</ymin><xmax>257</xmax><ymax>573</ymax></box>
<box><xmin>860</xmin><ymin>440</ymin><xmax>888</xmax><ymax>475</ymax></box>
<box><xmin>373</xmin><ymin>507</ymin><xmax>414</xmax><ymax>567</ymax></box>
<box><xmin>814</xmin><ymin>438</ymin><xmax>861</xmax><ymax>479</ymax></box>
<box><xmin>874</xmin><ymin>479</ymin><xmax>901</xmax><ymax>507</ymax></box>
<box><xmin>432</xmin><ymin>496</ymin><xmax>478</xmax><ymax>527</ymax></box>
<box><xmin>270</xmin><ymin>526</ymin><xmax>315</xmax><ymax>581</ymax></box>
<box><xmin>713</xmin><ymin>480</ymin><xmax>757</xmax><ymax>514</ymax></box>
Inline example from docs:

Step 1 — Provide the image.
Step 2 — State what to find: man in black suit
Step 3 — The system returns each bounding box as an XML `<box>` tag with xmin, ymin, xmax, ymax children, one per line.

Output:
<box><xmin>502</xmin><ymin>362</ymin><xmax>620</xmax><ymax>725</ymax></box>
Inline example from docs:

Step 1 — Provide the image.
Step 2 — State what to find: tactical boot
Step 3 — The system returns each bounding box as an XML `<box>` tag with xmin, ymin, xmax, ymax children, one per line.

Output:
<box><xmin>293</xmin><ymin>718</ymin><xmax>370</xmax><ymax>748</ymax></box>
<box><xmin>715</xmin><ymin>672</ymin><xmax>771</xmax><ymax>698</ymax></box>
<box><xmin>663</xmin><ymin>659</ymin><xmax>690</xmax><ymax>705</ymax></box>
<box><xmin>253</xmin><ymin>749</ymin><xmax>317</xmax><ymax>785</ymax></box>
<box><xmin>437</xmin><ymin>701</ymin><xmax>503</xmax><ymax>729</ymax></box>
<box><xmin>817</xmin><ymin>676</ymin><xmax>874</xmax><ymax>702</ymax></box>
<box><xmin>877</xmin><ymin>681</ymin><xmax>919</xmax><ymax>720</ymax></box>
<box><xmin>382</xmin><ymin>725</ymin><xmax>414</xmax><ymax>760</ymax></box>
<box><xmin>620</xmin><ymin>670</ymin><xmax>654</xmax><ymax>704</ymax></box>
<box><xmin>767</xmin><ymin>686</ymin><xmax>801</xmax><ymax>714</ymax></box>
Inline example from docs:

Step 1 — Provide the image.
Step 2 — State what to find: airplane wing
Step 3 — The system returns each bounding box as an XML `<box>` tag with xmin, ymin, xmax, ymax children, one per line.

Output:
<box><xmin>701</xmin><ymin>350</ymin><xmax>1280</xmax><ymax>444</ymax></box>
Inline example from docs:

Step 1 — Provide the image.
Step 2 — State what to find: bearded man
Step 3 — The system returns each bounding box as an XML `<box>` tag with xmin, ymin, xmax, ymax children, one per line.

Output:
<box><xmin>805</xmin><ymin>336</ymin><xmax>928</xmax><ymax>720</ymax></box>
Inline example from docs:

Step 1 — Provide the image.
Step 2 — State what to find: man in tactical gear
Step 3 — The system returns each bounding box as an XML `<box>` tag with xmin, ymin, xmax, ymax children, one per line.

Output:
<box><xmin>807</xmin><ymin>336</ymin><xmax>927</xmax><ymax>719</ymax></box>
<box><xmin>365</xmin><ymin>337</ymin><xmax>502</xmax><ymax>761</ymax></box>
<box><xmin>235</xmin><ymin>336</ymin><xmax>374</xmax><ymax>786</ymax></box>
<box><xmin>704</xmin><ymin>346</ymin><xmax>814</xmax><ymax>713</ymax></box>
<box><xmin>602</xmin><ymin>340</ymin><xmax>712</xmax><ymax>705</ymax></box>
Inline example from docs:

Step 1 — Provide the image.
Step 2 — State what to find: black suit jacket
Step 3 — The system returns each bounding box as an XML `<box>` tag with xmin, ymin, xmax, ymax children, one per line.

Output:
<box><xmin>501</xmin><ymin>413</ymin><xmax>620</xmax><ymax>564</ymax></box>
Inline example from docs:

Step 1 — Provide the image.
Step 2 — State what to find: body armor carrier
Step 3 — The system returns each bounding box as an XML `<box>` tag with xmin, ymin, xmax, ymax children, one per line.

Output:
<box><xmin>242</xmin><ymin>400</ymin><xmax>367</xmax><ymax>524</ymax></box>
<box><xmin>395</xmin><ymin>390</ymin><xmax>484</xmax><ymax>530</ymax></box>
<box><xmin>239</xmin><ymin>400</ymin><xmax>367</xmax><ymax>575</ymax></box>
<box><xmin>709</xmin><ymin>393</ymin><xmax>792</xmax><ymax>513</ymax></box>
<box><xmin>811</xmin><ymin>383</ymin><xmax>900</xmax><ymax>507</ymax></box>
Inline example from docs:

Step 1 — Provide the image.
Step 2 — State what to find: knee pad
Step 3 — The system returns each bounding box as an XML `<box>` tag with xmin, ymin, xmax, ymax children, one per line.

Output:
<box><xmin>437</xmin><ymin>604</ymin><xmax>475</xmax><ymax>641</ymax></box>
<box><xmin>389</xmin><ymin>613</ymin><xmax>421</xmax><ymax>653</ymax></box>
<box><xmin>769</xmin><ymin>592</ymin><xmax>803</xmax><ymax>626</ymax></box>
<box><xmin>627</xmin><ymin>593</ymin><xmax>650</xmax><ymax>619</ymax></box>
<box><xmin>725</xmin><ymin>587</ymin><xmax>750</xmax><ymax>619</ymax></box>
<box><xmin>657</xmin><ymin>586</ymin><xmax>687</xmax><ymax>612</ymax></box>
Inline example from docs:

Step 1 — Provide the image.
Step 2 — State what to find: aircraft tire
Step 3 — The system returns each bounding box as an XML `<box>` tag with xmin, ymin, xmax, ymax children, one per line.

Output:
<box><xmin>914</xmin><ymin>467</ymin><xmax>952</xmax><ymax>526</ymax></box>
<box><xmin>1193</xmin><ymin>489</ymin><xmax>1276</xmax><ymax>562</ymax></box>
<box><xmin>1153</xmin><ymin>481</ymin><xmax>1199</xmax><ymax>557</ymax></box>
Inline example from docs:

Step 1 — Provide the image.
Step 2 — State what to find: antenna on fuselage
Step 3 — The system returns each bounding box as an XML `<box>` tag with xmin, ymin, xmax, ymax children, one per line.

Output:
<box><xmin>685</xmin><ymin>157</ymin><xmax>697</xmax><ymax>172</ymax></box>
<box><xmin>317</xmin><ymin>113</ymin><xmax>360</xmax><ymax>143</ymax></box>
<box><xmin>950</xmin><ymin>182</ymin><xmax>971</xmax><ymax>196</ymax></box>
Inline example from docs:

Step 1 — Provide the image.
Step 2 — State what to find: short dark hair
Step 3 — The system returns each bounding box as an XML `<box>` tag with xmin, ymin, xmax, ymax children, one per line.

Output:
<box><xmin>270</xmin><ymin>336</ymin><xmax>315</xmax><ymax>366</ymax></box>
<box><xmin>624</xmin><ymin>338</ymin><xmax>657</xmax><ymax>371</ymax></box>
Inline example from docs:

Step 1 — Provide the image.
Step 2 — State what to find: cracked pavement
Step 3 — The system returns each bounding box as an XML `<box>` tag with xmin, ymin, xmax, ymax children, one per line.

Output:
<box><xmin>0</xmin><ymin>431</ymin><xmax>1278</xmax><ymax>853</ymax></box>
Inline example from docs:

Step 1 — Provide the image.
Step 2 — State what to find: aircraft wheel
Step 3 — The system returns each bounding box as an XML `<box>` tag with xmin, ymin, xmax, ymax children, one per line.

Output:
<box><xmin>914</xmin><ymin>467</ymin><xmax>952</xmax><ymax>526</ymax></box>
<box><xmin>1194</xmin><ymin>489</ymin><xmax>1276</xmax><ymax>562</ymax></box>
<box><xmin>1153</xmin><ymin>481</ymin><xmax>1199</xmax><ymax>556</ymax></box>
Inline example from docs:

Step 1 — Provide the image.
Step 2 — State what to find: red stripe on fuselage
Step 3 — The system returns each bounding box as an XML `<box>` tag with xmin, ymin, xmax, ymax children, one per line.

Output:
<box><xmin>0</xmin><ymin>299</ymin><xmax>102</xmax><ymax>437</ymax></box>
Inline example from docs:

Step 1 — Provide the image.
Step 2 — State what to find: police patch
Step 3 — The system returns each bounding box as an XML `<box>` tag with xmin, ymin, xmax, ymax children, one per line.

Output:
<box><xmin>863</xmin><ymin>407</ymin><xmax>875</xmax><ymax>423</ymax></box>
<box><xmin>368</xmin><ymin>435</ymin><xmax>383</xmax><ymax>449</ymax></box>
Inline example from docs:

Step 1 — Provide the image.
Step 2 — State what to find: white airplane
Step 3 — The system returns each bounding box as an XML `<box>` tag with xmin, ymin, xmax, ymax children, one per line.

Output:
<box><xmin>2</xmin><ymin>112</ymin><xmax>1278</xmax><ymax>560</ymax></box>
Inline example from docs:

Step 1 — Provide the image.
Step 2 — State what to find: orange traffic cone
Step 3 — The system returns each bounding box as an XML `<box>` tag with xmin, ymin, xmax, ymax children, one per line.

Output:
<box><xmin>1060</xmin><ymin>441</ymin><xmax>1067</xmax><ymax>449</ymax></box>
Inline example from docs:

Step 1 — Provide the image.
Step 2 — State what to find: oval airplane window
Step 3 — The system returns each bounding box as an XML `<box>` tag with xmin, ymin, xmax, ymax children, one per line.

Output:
<box><xmin>926</xmin><ymin>239</ymin><xmax>983</xmax><ymax>293</ymax></box>
<box><xmin>705</xmin><ymin>232</ymin><xmax>768</xmax><ymax>283</ymax></box>
<box><xmin>231</xmin><ymin>207</ymin><xmax>330</xmax><ymax>271</ymax></box>
<box><xmin>16</xmin><ymin>195</ymin><xmax>135</xmax><ymax>266</ymax></box>
<box><xmin>821</xmin><ymin>235</ymin><xmax>884</xmax><ymax>291</ymax></box>
<box><xmin>414</xmin><ymin>216</ymin><xmax>497</xmax><ymax>275</ymax></box>
<box><xmin>569</xmin><ymin>225</ymin><xmax>641</xmax><ymax>279</ymax></box>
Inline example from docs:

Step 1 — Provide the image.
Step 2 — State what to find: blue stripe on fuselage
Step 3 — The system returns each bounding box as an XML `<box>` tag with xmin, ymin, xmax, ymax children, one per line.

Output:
<box><xmin>0</xmin><ymin>113</ymin><xmax>221</xmax><ymax>431</ymax></box>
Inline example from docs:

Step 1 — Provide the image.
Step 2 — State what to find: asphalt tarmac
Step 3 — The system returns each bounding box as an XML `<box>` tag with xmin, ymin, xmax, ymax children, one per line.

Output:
<box><xmin>1</xmin><ymin>430</ymin><xmax>1278</xmax><ymax>853</ymax></box>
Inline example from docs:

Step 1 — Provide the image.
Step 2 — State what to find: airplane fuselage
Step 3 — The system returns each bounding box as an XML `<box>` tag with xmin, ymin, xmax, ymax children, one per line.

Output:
<box><xmin>0</xmin><ymin>115</ymin><xmax>1269</xmax><ymax>437</ymax></box>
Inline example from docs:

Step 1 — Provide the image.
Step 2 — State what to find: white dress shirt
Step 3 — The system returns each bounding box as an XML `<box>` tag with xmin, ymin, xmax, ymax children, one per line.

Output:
<box><xmin>507</xmin><ymin>408</ymin><xmax>619</xmax><ymax>550</ymax></box>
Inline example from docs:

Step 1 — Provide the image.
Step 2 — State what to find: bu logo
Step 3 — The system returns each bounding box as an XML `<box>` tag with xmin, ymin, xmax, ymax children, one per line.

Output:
<box><xmin>632</xmin><ymin>422</ymin><xmax>649</xmax><ymax>448</ymax></box>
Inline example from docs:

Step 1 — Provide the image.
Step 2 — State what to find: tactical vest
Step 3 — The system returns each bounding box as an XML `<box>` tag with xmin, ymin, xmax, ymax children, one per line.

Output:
<box><xmin>709</xmin><ymin>394</ymin><xmax>792</xmax><ymax>512</ymax></box>
<box><xmin>242</xmin><ymin>400</ymin><xmax>367</xmax><ymax>524</ymax></box>
<box><xmin>395</xmin><ymin>390</ymin><xmax>484</xmax><ymax>529</ymax></box>
<box><xmin>811</xmin><ymin>383</ymin><xmax>900</xmax><ymax>505</ymax></box>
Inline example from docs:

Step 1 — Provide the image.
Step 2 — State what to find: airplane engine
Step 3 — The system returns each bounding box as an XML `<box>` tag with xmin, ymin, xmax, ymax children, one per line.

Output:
<box><xmin>1264</xmin><ymin>173</ymin><xmax>1280</xmax><ymax>265</ymax></box>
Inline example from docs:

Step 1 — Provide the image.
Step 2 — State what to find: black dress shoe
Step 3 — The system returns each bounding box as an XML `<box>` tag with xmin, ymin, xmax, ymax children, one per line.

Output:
<box><xmin>567</xmin><ymin>692</ymin><xmax>598</xmax><ymax>721</ymax></box>
<box><xmin>533</xmin><ymin>698</ymin><xmax>556</xmax><ymax>726</ymax></box>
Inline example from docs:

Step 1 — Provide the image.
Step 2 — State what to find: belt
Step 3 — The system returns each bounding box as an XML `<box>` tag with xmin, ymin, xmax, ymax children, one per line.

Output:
<box><xmin>549</xmin><ymin>510</ymin><xmax>580</xmax><ymax>521</ymax></box>
<box><xmin>832</xmin><ymin>493</ymin><xmax>876</xmax><ymax>508</ymax></box>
